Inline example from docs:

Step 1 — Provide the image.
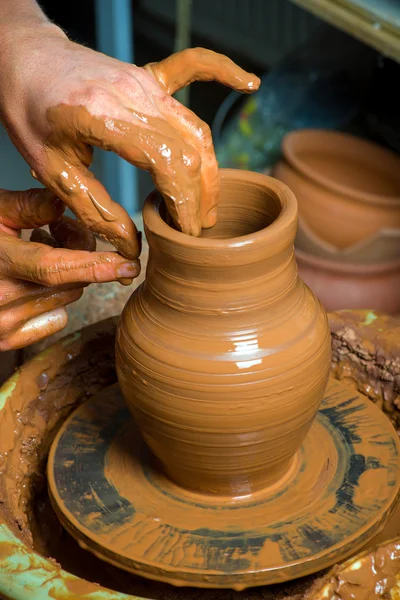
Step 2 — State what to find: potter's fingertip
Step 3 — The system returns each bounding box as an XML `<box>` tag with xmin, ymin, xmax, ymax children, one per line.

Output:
<box><xmin>246</xmin><ymin>75</ymin><xmax>261</xmax><ymax>92</ymax></box>
<box><xmin>21</xmin><ymin>308</ymin><xmax>68</xmax><ymax>336</ymax></box>
<box><xmin>202</xmin><ymin>207</ymin><xmax>218</xmax><ymax>229</ymax></box>
<box><xmin>187</xmin><ymin>220</ymin><xmax>202</xmax><ymax>237</ymax></box>
<box><xmin>119</xmin><ymin>237</ymin><xmax>142</xmax><ymax>261</ymax></box>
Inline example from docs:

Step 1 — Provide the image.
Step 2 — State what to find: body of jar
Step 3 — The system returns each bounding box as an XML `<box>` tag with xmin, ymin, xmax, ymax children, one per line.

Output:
<box><xmin>116</xmin><ymin>170</ymin><xmax>331</xmax><ymax>497</ymax></box>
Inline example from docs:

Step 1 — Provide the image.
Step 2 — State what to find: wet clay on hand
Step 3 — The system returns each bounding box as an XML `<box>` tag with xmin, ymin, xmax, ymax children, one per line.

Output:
<box><xmin>42</xmin><ymin>48</ymin><xmax>260</xmax><ymax>248</ymax></box>
<box><xmin>0</xmin><ymin>187</ymin><xmax>139</xmax><ymax>350</ymax></box>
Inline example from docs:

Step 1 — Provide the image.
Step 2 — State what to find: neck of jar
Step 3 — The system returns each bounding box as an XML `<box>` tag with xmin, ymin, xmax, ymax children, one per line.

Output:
<box><xmin>144</xmin><ymin>232</ymin><xmax>298</xmax><ymax>314</ymax></box>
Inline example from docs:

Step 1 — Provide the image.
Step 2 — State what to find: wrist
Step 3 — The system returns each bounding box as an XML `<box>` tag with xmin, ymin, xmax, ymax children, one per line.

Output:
<box><xmin>0</xmin><ymin>19</ymin><xmax>68</xmax><ymax>75</ymax></box>
<box><xmin>0</xmin><ymin>20</ymin><xmax>67</xmax><ymax>121</ymax></box>
<box><xmin>0</xmin><ymin>21</ymin><xmax>67</xmax><ymax>52</ymax></box>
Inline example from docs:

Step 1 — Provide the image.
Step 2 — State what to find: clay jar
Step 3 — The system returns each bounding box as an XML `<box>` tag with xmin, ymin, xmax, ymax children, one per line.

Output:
<box><xmin>272</xmin><ymin>130</ymin><xmax>400</xmax><ymax>248</ymax></box>
<box><xmin>296</xmin><ymin>249</ymin><xmax>400</xmax><ymax>314</ymax></box>
<box><xmin>116</xmin><ymin>170</ymin><xmax>331</xmax><ymax>498</ymax></box>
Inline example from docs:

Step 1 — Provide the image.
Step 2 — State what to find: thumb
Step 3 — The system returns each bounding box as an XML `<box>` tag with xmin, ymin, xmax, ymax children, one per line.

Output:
<box><xmin>0</xmin><ymin>188</ymin><xmax>65</xmax><ymax>229</ymax></box>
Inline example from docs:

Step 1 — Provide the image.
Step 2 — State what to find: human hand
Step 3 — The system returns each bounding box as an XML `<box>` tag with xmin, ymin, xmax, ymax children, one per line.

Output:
<box><xmin>0</xmin><ymin>24</ymin><xmax>260</xmax><ymax>252</ymax></box>
<box><xmin>0</xmin><ymin>187</ymin><xmax>140</xmax><ymax>350</ymax></box>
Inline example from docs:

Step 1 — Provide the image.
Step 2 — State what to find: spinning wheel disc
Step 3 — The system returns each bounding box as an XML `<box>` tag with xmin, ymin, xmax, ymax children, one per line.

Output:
<box><xmin>47</xmin><ymin>378</ymin><xmax>400</xmax><ymax>589</ymax></box>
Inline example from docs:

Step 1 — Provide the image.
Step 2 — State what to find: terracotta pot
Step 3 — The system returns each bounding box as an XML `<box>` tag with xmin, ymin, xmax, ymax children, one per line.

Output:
<box><xmin>296</xmin><ymin>216</ymin><xmax>400</xmax><ymax>265</ymax></box>
<box><xmin>296</xmin><ymin>248</ymin><xmax>400</xmax><ymax>314</ymax></box>
<box><xmin>116</xmin><ymin>169</ymin><xmax>331</xmax><ymax>497</ymax></box>
<box><xmin>272</xmin><ymin>129</ymin><xmax>400</xmax><ymax>248</ymax></box>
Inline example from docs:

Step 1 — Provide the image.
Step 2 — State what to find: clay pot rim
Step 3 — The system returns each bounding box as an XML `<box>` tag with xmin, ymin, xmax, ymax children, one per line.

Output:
<box><xmin>143</xmin><ymin>168</ymin><xmax>297</xmax><ymax>248</ymax></box>
<box><xmin>282</xmin><ymin>129</ymin><xmax>400</xmax><ymax>207</ymax></box>
<box><xmin>296</xmin><ymin>247</ymin><xmax>400</xmax><ymax>273</ymax></box>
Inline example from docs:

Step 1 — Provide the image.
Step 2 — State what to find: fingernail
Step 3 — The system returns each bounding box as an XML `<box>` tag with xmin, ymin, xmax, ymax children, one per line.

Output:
<box><xmin>117</xmin><ymin>261</ymin><xmax>139</xmax><ymax>279</ymax></box>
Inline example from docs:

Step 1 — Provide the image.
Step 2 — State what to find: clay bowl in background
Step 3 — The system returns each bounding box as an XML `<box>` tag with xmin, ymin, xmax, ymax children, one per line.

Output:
<box><xmin>272</xmin><ymin>129</ymin><xmax>400</xmax><ymax>248</ymax></box>
<box><xmin>296</xmin><ymin>217</ymin><xmax>400</xmax><ymax>264</ymax></box>
<box><xmin>296</xmin><ymin>248</ymin><xmax>400</xmax><ymax>314</ymax></box>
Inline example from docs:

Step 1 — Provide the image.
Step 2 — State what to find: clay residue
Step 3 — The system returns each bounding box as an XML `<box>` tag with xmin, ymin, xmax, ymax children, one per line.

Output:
<box><xmin>1</xmin><ymin>313</ymin><xmax>400</xmax><ymax>598</ymax></box>
<box><xmin>306</xmin><ymin>540</ymin><xmax>400</xmax><ymax>600</ymax></box>
<box><xmin>0</xmin><ymin>316</ymin><xmax>321</xmax><ymax>599</ymax></box>
<box><xmin>0</xmin><ymin>318</ymin><xmax>119</xmax><ymax>543</ymax></box>
<box><xmin>329</xmin><ymin>310</ymin><xmax>400</xmax><ymax>433</ymax></box>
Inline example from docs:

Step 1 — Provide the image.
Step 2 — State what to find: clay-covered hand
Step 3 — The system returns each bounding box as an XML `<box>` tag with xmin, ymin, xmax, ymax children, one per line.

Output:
<box><xmin>0</xmin><ymin>188</ymin><xmax>140</xmax><ymax>350</ymax></box>
<box><xmin>0</xmin><ymin>24</ymin><xmax>260</xmax><ymax>254</ymax></box>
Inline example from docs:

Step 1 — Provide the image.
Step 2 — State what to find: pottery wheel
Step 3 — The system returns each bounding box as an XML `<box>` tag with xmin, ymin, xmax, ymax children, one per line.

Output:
<box><xmin>47</xmin><ymin>377</ymin><xmax>400</xmax><ymax>589</ymax></box>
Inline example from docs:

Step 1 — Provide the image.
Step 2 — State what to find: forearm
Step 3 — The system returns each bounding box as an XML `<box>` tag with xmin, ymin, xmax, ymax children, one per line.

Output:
<box><xmin>0</xmin><ymin>0</ymin><xmax>67</xmax><ymax>119</ymax></box>
<box><xmin>0</xmin><ymin>0</ymin><xmax>50</xmax><ymax>32</ymax></box>
<box><xmin>0</xmin><ymin>0</ymin><xmax>65</xmax><ymax>58</ymax></box>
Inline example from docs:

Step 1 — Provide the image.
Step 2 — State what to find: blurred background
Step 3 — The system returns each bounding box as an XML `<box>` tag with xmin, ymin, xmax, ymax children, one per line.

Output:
<box><xmin>3</xmin><ymin>0</ymin><xmax>399</xmax><ymax>205</ymax></box>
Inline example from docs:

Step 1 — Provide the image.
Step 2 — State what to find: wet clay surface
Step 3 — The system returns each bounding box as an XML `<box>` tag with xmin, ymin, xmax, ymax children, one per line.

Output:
<box><xmin>41</xmin><ymin>49</ymin><xmax>260</xmax><ymax>254</ymax></box>
<box><xmin>47</xmin><ymin>378</ymin><xmax>400</xmax><ymax>588</ymax></box>
<box><xmin>1</xmin><ymin>316</ymin><xmax>400</xmax><ymax>598</ymax></box>
<box><xmin>0</xmin><ymin>318</ymin><xmax>320</xmax><ymax>599</ymax></box>
<box><xmin>116</xmin><ymin>170</ymin><xmax>331</xmax><ymax>498</ymax></box>
<box><xmin>329</xmin><ymin>310</ymin><xmax>400</xmax><ymax>433</ymax></box>
<box><xmin>305</xmin><ymin>541</ymin><xmax>400</xmax><ymax>600</ymax></box>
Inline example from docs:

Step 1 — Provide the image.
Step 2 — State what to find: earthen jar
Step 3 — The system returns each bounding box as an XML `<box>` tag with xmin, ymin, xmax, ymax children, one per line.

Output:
<box><xmin>296</xmin><ymin>248</ymin><xmax>400</xmax><ymax>314</ymax></box>
<box><xmin>116</xmin><ymin>170</ymin><xmax>331</xmax><ymax>497</ymax></box>
<box><xmin>272</xmin><ymin>129</ymin><xmax>400</xmax><ymax>249</ymax></box>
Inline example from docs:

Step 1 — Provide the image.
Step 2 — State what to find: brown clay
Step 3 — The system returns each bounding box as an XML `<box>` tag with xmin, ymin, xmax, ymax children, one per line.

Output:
<box><xmin>296</xmin><ymin>248</ymin><xmax>400</xmax><ymax>314</ymax></box>
<box><xmin>116</xmin><ymin>169</ymin><xmax>331</xmax><ymax>496</ymax></box>
<box><xmin>47</xmin><ymin>375</ymin><xmax>400</xmax><ymax>588</ymax></box>
<box><xmin>296</xmin><ymin>217</ymin><xmax>400</xmax><ymax>265</ymax></box>
<box><xmin>329</xmin><ymin>310</ymin><xmax>400</xmax><ymax>433</ymax></box>
<box><xmin>0</xmin><ymin>188</ymin><xmax>140</xmax><ymax>350</ymax></box>
<box><xmin>305</xmin><ymin>540</ymin><xmax>400</xmax><ymax>600</ymax></box>
<box><xmin>40</xmin><ymin>48</ymin><xmax>260</xmax><ymax>253</ymax></box>
<box><xmin>1</xmin><ymin>315</ymin><xmax>400</xmax><ymax>599</ymax></box>
<box><xmin>272</xmin><ymin>129</ymin><xmax>400</xmax><ymax>248</ymax></box>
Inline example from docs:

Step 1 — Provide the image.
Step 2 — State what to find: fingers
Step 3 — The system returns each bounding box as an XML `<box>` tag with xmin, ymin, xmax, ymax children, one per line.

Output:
<box><xmin>0</xmin><ymin>308</ymin><xmax>69</xmax><ymax>351</ymax></box>
<box><xmin>0</xmin><ymin>188</ymin><xmax>65</xmax><ymax>229</ymax></box>
<box><xmin>145</xmin><ymin>48</ymin><xmax>261</xmax><ymax>96</ymax></box>
<box><xmin>52</xmin><ymin>105</ymin><xmax>202</xmax><ymax>235</ymax></box>
<box><xmin>50</xmin><ymin>216</ymin><xmax>96</xmax><ymax>251</ymax></box>
<box><xmin>157</xmin><ymin>95</ymin><xmax>219</xmax><ymax>229</ymax></box>
<box><xmin>38</xmin><ymin>140</ymin><xmax>140</xmax><ymax>259</ymax></box>
<box><xmin>0</xmin><ymin>277</ymin><xmax>84</xmax><ymax>309</ymax></box>
<box><xmin>0</xmin><ymin>287</ymin><xmax>83</xmax><ymax>349</ymax></box>
<box><xmin>31</xmin><ymin>216</ymin><xmax>96</xmax><ymax>253</ymax></box>
<box><xmin>0</xmin><ymin>234</ymin><xmax>140</xmax><ymax>286</ymax></box>
<box><xmin>30</xmin><ymin>228</ymin><xmax>59</xmax><ymax>247</ymax></box>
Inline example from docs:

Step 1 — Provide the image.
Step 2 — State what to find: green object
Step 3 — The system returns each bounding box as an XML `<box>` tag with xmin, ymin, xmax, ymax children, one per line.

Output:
<box><xmin>0</xmin><ymin>322</ymin><xmax>135</xmax><ymax>600</ymax></box>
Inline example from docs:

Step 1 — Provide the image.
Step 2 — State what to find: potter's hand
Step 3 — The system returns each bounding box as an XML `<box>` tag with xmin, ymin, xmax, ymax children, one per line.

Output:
<box><xmin>0</xmin><ymin>188</ymin><xmax>140</xmax><ymax>350</ymax></box>
<box><xmin>0</xmin><ymin>24</ymin><xmax>260</xmax><ymax>250</ymax></box>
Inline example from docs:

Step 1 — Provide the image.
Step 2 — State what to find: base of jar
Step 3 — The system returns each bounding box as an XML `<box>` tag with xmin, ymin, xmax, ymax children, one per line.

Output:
<box><xmin>159</xmin><ymin>451</ymin><xmax>300</xmax><ymax>505</ymax></box>
<box><xmin>47</xmin><ymin>379</ymin><xmax>400</xmax><ymax>590</ymax></box>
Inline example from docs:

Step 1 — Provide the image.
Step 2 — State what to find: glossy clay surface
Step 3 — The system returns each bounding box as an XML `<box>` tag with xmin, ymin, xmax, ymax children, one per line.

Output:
<box><xmin>47</xmin><ymin>380</ymin><xmax>400</xmax><ymax>589</ymax></box>
<box><xmin>116</xmin><ymin>170</ymin><xmax>331</xmax><ymax>497</ymax></box>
